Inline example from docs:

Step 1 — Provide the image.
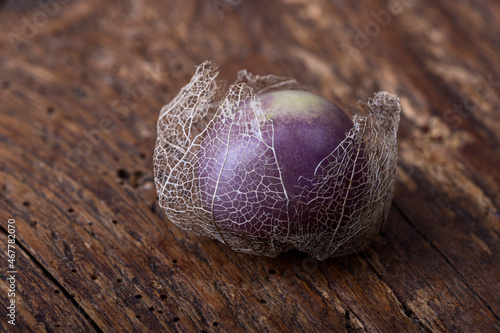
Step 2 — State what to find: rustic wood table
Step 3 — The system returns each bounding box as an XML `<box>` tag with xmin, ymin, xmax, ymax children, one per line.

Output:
<box><xmin>1</xmin><ymin>0</ymin><xmax>499</xmax><ymax>332</ymax></box>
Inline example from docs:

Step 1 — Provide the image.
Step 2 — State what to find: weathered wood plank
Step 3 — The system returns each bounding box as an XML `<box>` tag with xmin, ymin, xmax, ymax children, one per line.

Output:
<box><xmin>0</xmin><ymin>230</ymin><xmax>95</xmax><ymax>332</ymax></box>
<box><xmin>0</xmin><ymin>0</ymin><xmax>499</xmax><ymax>332</ymax></box>
<box><xmin>0</xmin><ymin>113</ymin><xmax>420</xmax><ymax>331</ymax></box>
<box><xmin>371</xmin><ymin>208</ymin><xmax>500</xmax><ymax>332</ymax></box>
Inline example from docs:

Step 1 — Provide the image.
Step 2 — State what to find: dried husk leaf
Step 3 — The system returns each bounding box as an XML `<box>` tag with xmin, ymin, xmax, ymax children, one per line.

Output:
<box><xmin>154</xmin><ymin>61</ymin><xmax>400</xmax><ymax>260</ymax></box>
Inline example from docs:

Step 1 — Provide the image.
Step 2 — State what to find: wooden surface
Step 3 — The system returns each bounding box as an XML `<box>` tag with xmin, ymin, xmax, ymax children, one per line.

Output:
<box><xmin>1</xmin><ymin>0</ymin><xmax>499</xmax><ymax>332</ymax></box>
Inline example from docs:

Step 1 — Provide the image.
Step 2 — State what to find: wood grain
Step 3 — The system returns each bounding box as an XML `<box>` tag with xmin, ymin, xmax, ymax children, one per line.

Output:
<box><xmin>0</xmin><ymin>0</ymin><xmax>499</xmax><ymax>332</ymax></box>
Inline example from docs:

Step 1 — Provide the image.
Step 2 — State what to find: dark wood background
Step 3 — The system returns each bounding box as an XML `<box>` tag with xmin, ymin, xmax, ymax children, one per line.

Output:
<box><xmin>1</xmin><ymin>0</ymin><xmax>499</xmax><ymax>332</ymax></box>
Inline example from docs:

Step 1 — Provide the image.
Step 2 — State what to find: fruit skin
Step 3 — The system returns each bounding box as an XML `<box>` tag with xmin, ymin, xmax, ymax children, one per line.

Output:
<box><xmin>258</xmin><ymin>90</ymin><xmax>353</xmax><ymax>197</ymax></box>
<box><xmin>197</xmin><ymin>89</ymin><xmax>360</xmax><ymax>238</ymax></box>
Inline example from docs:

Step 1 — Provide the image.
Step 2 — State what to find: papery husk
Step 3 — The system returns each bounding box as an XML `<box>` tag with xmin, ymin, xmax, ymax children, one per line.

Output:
<box><xmin>154</xmin><ymin>61</ymin><xmax>400</xmax><ymax>260</ymax></box>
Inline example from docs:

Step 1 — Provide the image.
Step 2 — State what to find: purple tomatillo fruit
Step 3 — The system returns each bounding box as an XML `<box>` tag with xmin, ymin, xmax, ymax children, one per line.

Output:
<box><xmin>197</xmin><ymin>90</ymin><xmax>366</xmax><ymax>239</ymax></box>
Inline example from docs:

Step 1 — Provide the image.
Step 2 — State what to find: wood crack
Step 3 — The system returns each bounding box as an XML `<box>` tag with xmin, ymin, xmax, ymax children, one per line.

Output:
<box><xmin>316</xmin><ymin>265</ymin><xmax>368</xmax><ymax>332</ymax></box>
<box><xmin>0</xmin><ymin>224</ymin><xmax>104</xmax><ymax>333</ymax></box>
<box><xmin>392</xmin><ymin>203</ymin><xmax>500</xmax><ymax>323</ymax></box>
<box><xmin>360</xmin><ymin>246</ymin><xmax>431</xmax><ymax>333</ymax></box>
